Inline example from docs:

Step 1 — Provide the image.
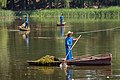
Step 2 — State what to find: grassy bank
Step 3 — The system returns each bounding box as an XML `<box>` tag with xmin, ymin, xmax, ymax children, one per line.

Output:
<box><xmin>30</xmin><ymin>7</ymin><xmax>120</xmax><ymax>20</ymax></box>
<box><xmin>0</xmin><ymin>10</ymin><xmax>15</xmax><ymax>22</ymax></box>
<box><xmin>0</xmin><ymin>7</ymin><xmax>120</xmax><ymax>20</ymax></box>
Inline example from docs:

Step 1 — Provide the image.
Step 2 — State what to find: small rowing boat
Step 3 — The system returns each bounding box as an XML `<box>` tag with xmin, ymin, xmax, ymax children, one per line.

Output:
<box><xmin>18</xmin><ymin>23</ymin><xmax>30</xmax><ymax>31</ymax></box>
<box><xmin>18</xmin><ymin>26</ymin><xmax>30</xmax><ymax>31</ymax></box>
<box><xmin>57</xmin><ymin>22</ymin><xmax>66</xmax><ymax>26</ymax></box>
<box><xmin>27</xmin><ymin>53</ymin><xmax>112</xmax><ymax>66</ymax></box>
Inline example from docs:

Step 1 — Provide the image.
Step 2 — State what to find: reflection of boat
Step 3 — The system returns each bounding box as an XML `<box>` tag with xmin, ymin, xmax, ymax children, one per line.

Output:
<box><xmin>57</xmin><ymin>22</ymin><xmax>66</xmax><ymax>26</ymax></box>
<box><xmin>19</xmin><ymin>31</ymin><xmax>30</xmax><ymax>35</ymax></box>
<box><xmin>67</xmin><ymin>66</ymin><xmax>111</xmax><ymax>79</ymax></box>
<box><xmin>27</xmin><ymin>53</ymin><xmax>112</xmax><ymax>66</ymax></box>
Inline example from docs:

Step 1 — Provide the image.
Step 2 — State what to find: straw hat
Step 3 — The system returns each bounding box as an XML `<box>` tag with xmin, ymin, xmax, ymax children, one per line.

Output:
<box><xmin>66</xmin><ymin>31</ymin><xmax>73</xmax><ymax>36</ymax></box>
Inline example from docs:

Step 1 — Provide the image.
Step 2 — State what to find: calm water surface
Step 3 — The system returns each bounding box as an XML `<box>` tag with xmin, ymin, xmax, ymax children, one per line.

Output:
<box><xmin>0</xmin><ymin>19</ymin><xmax>120</xmax><ymax>80</ymax></box>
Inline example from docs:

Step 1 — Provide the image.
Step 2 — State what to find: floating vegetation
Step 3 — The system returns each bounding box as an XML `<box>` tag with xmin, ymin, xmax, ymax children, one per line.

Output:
<box><xmin>36</xmin><ymin>55</ymin><xmax>59</xmax><ymax>64</ymax></box>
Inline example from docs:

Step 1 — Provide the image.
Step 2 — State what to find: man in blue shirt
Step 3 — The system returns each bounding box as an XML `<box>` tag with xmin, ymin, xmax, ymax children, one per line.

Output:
<box><xmin>25</xmin><ymin>16</ymin><xmax>29</xmax><ymax>28</ymax></box>
<box><xmin>65</xmin><ymin>31</ymin><xmax>77</xmax><ymax>60</ymax></box>
<box><xmin>60</xmin><ymin>13</ymin><xmax>64</xmax><ymax>25</ymax></box>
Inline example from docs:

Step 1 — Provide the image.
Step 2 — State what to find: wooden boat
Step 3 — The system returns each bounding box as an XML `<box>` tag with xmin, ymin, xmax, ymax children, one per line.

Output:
<box><xmin>18</xmin><ymin>23</ymin><xmax>30</xmax><ymax>31</ymax></box>
<box><xmin>27</xmin><ymin>53</ymin><xmax>112</xmax><ymax>66</ymax></box>
<box><xmin>57</xmin><ymin>22</ymin><xmax>66</xmax><ymax>26</ymax></box>
<box><xmin>18</xmin><ymin>26</ymin><xmax>30</xmax><ymax>31</ymax></box>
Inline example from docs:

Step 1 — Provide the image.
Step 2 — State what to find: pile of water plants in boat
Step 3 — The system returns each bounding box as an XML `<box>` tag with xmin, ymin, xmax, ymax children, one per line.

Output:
<box><xmin>36</xmin><ymin>55</ymin><xmax>59</xmax><ymax>64</ymax></box>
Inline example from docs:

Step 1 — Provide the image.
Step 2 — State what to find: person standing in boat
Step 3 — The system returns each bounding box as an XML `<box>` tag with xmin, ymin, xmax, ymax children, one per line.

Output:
<box><xmin>65</xmin><ymin>31</ymin><xmax>78</xmax><ymax>61</ymax></box>
<box><xmin>60</xmin><ymin>13</ymin><xmax>64</xmax><ymax>25</ymax></box>
<box><xmin>24</xmin><ymin>16</ymin><xmax>29</xmax><ymax>29</ymax></box>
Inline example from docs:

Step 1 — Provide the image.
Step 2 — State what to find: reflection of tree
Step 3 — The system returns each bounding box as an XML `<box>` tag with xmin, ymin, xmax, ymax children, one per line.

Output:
<box><xmin>0</xmin><ymin>27</ymin><xmax>11</xmax><ymax>80</ymax></box>
<box><xmin>0</xmin><ymin>0</ymin><xmax>7</xmax><ymax>9</ymax></box>
<box><xmin>112</xmin><ymin>29</ymin><xmax>120</xmax><ymax>64</ymax></box>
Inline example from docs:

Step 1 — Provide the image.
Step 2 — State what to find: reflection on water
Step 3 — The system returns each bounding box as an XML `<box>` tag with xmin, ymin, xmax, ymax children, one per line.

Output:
<box><xmin>26</xmin><ymin>66</ymin><xmax>112</xmax><ymax>80</ymax></box>
<box><xmin>60</xmin><ymin>26</ymin><xmax>64</xmax><ymax>37</ymax></box>
<box><xmin>0</xmin><ymin>27</ymin><xmax>11</xmax><ymax>80</ymax></box>
<box><xmin>19</xmin><ymin>31</ymin><xmax>30</xmax><ymax>48</ymax></box>
<box><xmin>65</xmin><ymin>68</ymin><xmax>73</xmax><ymax>80</ymax></box>
<box><xmin>63</xmin><ymin>66</ymin><xmax>112</xmax><ymax>80</ymax></box>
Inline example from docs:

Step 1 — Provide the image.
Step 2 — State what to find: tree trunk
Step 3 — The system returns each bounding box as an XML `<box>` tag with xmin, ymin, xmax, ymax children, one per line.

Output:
<box><xmin>66</xmin><ymin>0</ymin><xmax>70</xmax><ymax>8</ymax></box>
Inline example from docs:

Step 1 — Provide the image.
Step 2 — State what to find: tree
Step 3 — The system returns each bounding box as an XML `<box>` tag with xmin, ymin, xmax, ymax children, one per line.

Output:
<box><xmin>0</xmin><ymin>0</ymin><xmax>7</xmax><ymax>9</ymax></box>
<box><xmin>65</xmin><ymin>0</ymin><xmax>70</xmax><ymax>8</ymax></box>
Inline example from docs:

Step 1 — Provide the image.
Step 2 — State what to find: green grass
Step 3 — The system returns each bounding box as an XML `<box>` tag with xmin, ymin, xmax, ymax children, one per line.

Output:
<box><xmin>30</xmin><ymin>6</ymin><xmax>120</xmax><ymax>20</ymax></box>
<box><xmin>0</xmin><ymin>10</ymin><xmax>15</xmax><ymax>17</ymax></box>
<box><xmin>0</xmin><ymin>10</ymin><xmax>15</xmax><ymax>22</ymax></box>
<box><xmin>0</xmin><ymin>6</ymin><xmax>120</xmax><ymax>20</ymax></box>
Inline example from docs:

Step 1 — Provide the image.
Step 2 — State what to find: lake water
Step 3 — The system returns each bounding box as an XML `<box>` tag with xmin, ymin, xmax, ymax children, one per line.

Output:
<box><xmin>0</xmin><ymin>18</ymin><xmax>120</xmax><ymax>80</ymax></box>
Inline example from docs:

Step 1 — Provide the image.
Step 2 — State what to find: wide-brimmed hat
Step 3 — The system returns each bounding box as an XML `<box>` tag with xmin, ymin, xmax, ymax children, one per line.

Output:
<box><xmin>66</xmin><ymin>31</ymin><xmax>73</xmax><ymax>36</ymax></box>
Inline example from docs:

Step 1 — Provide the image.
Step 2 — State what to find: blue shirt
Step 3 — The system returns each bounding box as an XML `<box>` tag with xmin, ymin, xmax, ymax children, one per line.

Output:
<box><xmin>60</xmin><ymin>15</ymin><xmax>64</xmax><ymax>21</ymax></box>
<box><xmin>25</xmin><ymin>17</ymin><xmax>28</xmax><ymax>23</ymax></box>
<box><xmin>65</xmin><ymin>36</ymin><xmax>73</xmax><ymax>48</ymax></box>
<box><xmin>60</xmin><ymin>15</ymin><xmax>64</xmax><ymax>24</ymax></box>
<box><xmin>65</xmin><ymin>36</ymin><xmax>74</xmax><ymax>60</ymax></box>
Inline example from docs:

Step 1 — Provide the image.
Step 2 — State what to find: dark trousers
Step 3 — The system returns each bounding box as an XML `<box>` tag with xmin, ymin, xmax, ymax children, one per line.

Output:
<box><xmin>25</xmin><ymin>23</ymin><xmax>28</xmax><ymax>28</ymax></box>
